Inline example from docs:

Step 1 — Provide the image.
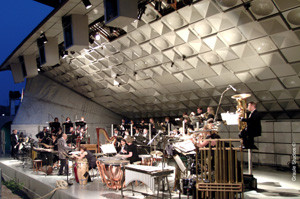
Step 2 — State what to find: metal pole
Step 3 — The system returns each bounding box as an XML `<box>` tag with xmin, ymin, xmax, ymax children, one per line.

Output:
<box><xmin>111</xmin><ymin>124</ymin><xmax>114</xmax><ymax>137</ymax></box>
<box><xmin>196</xmin><ymin>122</ymin><xmax>199</xmax><ymax>130</ymax></box>
<box><xmin>168</xmin><ymin>123</ymin><xmax>170</xmax><ymax>136</ymax></box>
<box><xmin>130</xmin><ymin>124</ymin><xmax>133</xmax><ymax>136</ymax></box>
<box><xmin>182</xmin><ymin>121</ymin><xmax>185</xmax><ymax>135</ymax></box>
<box><xmin>248</xmin><ymin>149</ymin><xmax>252</xmax><ymax>175</ymax></box>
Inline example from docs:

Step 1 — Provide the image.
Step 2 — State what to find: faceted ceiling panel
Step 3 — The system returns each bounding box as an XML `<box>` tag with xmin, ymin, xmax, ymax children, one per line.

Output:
<box><xmin>4</xmin><ymin>0</ymin><xmax>300</xmax><ymax>119</ymax></box>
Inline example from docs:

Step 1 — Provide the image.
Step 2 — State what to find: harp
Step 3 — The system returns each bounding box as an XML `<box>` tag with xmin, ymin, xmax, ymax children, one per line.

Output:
<box><xmin>96</xmin><ymin>128</ymin><xmax>116</xmax><ymax>153</ymax></box>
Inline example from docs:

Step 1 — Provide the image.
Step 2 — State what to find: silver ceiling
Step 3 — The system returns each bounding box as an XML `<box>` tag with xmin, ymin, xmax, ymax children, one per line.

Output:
<box><xmin>3</xmin><ymin>0</ymin><xmax>300</xmax><ymax>119</ymax></box>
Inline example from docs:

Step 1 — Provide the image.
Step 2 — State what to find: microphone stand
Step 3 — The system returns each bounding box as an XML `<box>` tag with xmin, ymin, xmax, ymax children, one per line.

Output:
<box><xmin>147</xmin><ymin>130</ymin><xmax>162</xmax><ymax>146</ymax></box>
<box><xmin>214</xmin><ymin>86</ymin><xmax>231</xmax><ymax>123</ymax></box>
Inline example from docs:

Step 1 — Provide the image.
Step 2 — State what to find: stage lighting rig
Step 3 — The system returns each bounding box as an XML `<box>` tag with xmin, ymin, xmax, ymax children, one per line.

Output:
<box><xmin>82</xmin><ymin>0</ymin><xmax>92</xmax><ymax>9</ymax></box>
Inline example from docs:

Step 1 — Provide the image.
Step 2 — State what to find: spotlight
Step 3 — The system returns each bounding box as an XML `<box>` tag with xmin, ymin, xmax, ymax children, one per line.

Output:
<box><xmin>82</xmin><ymin>0</ymin><xmax>92</xmax><ymax>9</ymax></box>
<box><xmin>39</xmin><ymin>32</ymin><xmax>48</xmax><ymax>44</ymax></box>
<box><xmin>155</xmin><ymin>1</ymin><xmax>162</xmax><ymax>12</ymax></box>
<box><xmin>95</xmin><ymin>32</ymin><xmax>101</xmax><ymax>40</ymax></box>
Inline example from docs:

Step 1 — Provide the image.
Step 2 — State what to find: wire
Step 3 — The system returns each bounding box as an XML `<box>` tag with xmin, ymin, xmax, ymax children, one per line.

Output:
<box><xmin>35</xmin><ymin>180</ymin><xmax>69</xmax><ymax>199</ymax></box>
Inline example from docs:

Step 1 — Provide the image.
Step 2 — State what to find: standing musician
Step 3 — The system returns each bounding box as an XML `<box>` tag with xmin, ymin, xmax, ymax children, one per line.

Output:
<box><xmin>161</xmin><ymin>117</ymin><xmax>174</xmax><ymax>132</ymax></box>
<box><xmin>149</xmin><ymin>118</ymin><xmax>157</xmax><ymax>136</ymax></box>
<box><xmin>63</xmin><ymin>117</ymin><xmax>73</xmax><ymax>135</ymax></box>
<box><xmin>75</xmin><ymin>117</ymin><xmax>88</xmax><ymax>143</ymax></box>
<box><xmin>49</xmin><ymin>117</ymin><xmax>61</xmax><ymax>135</ymax></box>
<box><xmin>57</xmin><ymin>133</ymin><xmax>74</xmax><ymax>175</ymax></box>
<box><xmin>11</xmin><ymin>129</ymin><xmax>19</xmax><ymax>159</ymax></box>
<box><xmin>117</xmin><ymin>136</ymin><xmax>140</xmax><ymax>164</ymax></box>
<box><xmin>240</xmin><ymin>102</ymin><xmax>261</xmax><ymax>149</ymax></box>
<box><xmin>195</xmin><ymin>107</ymin><xmax>203</xmax><ymax>117</ymax></box>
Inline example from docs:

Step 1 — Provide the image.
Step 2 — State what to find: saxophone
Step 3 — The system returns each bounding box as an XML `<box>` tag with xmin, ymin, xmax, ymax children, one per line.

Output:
<box><xmin>231</xmin><ymin>93</ymin><xmax>251</xmax><ymax>131</ymax></box>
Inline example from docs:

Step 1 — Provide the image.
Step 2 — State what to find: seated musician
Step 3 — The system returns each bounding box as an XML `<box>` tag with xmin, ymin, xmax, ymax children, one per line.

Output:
<box><xmin>36</xmin><ymin>127</ymin><xmax>48</xmax><ymax>143</ymax></box>
<box><xmin>117</xmin><ymin>136</ymin><xmax>140</xmax><ymax>164</ymax></box>
<box><xmin>119</xmin><ymin>139</ymin><xmax>127</xmax><ymax>154</ymax></box>
<box><xmin>50</xmin><ymin>134</ymin><xmax>59</xmax><ymax>167</ymax></box>
<box><xmin>193</xmin><ymin>125</ymin><xmax>220</xmax><ymax>148</ymax></box>
<box><xmin>195</xmin><ymin>107</ymin><xmax>203</xmax><ymax>116</ymax></box>
<box><xmin>202</xmin><ymin>107</ymin><xmax>215</xmax><ymax>121</ymax></box>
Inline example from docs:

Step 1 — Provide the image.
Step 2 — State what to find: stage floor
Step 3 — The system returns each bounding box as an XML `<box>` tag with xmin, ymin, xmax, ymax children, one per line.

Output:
<box><xmin>0</xmin><ymin>157</ymin><xmax>299</xmax><ymax>199</ymax></box>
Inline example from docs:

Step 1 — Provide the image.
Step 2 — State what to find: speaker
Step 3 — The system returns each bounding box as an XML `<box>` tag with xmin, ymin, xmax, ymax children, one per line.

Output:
<box><xmin>19</xmin><ymin>55</ymin><xmax>38</xmax><ymax>78</ymax></box>
<box><xmin>10</xmin><ymin>63</ymin><xmax>25</xmax><ymax>83</ymax></box>
<box><xmin>37</xmin><ymin>37</ymin><xmax>59</xmax><ymax>67</ymax></box>
<box><xmin>62</xmin><ymin>14</ymin><xmax>89</xmax><ymax>51</ymax></box>
<box><xmin>104</xmin><ymin>0</ymin><xmax>138</xmax><ymax>28</ymax></box>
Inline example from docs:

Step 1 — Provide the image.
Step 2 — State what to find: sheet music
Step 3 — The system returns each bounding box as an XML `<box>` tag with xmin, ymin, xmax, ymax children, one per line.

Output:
<box><xmin>100</xmin><ymin>144</ymin><xmax>117</xmax><ymax>154</ymax></box>
<box><xmin>221</xmin><ymin>112</ymin><xmax>239</xmax><ymax>125</ymax></box>
<box><xmin>173</xmin><ymin>139</ymin><xmax>195</xmax><ymax>153</ymax></box>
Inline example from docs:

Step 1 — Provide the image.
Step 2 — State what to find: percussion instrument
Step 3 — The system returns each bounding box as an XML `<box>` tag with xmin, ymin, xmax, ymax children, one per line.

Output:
<box><xmin>139</xmin><ymin>154</ymin><xmax>152</xmax><ymax>166</ymax></box>
<box><xmin>76</xmin><ymin>158</ymin><xmax>89</xmax><ymax>185</ymax></box>
<box><xmin>97</xmin><ymin>157</ymin><xmax>129</xmax><ymax>189</ymax></box>
<box><xmin>182</xmin><ymin>178</ymin><xmax>196</xmax><ymax>197</ymax></box>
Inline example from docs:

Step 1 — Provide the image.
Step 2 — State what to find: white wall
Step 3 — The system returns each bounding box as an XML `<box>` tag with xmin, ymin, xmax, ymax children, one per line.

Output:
<box><xmin>220</xmin><ymin>120</ymin><xmax>300</xmax><ymax>167</ymax></box>
<box><xmin>12</xmin><ymin>75</ymin><xmax>122</xmax><ymax>143</ymax></box>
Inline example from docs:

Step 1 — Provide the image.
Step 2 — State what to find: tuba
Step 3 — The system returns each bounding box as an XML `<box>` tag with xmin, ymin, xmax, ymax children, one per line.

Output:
<box><xmin>231</xmin><ymin>93</ymin><xmax>251</xmax><ymax>131</ymax></box>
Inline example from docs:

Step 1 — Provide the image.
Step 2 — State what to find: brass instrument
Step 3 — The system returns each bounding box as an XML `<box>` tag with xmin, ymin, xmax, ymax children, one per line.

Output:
<box><xmin>231</xmin><ymin>93</ymin><xmax>251</xmax><ymax>131</ymax></box>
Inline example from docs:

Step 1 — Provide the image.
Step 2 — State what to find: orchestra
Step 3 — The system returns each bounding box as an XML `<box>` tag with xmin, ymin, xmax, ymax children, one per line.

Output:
<box><xmin>11</xmin><ymin>98</ymin><xmax>258</xmax><ymax>198</ymax></box>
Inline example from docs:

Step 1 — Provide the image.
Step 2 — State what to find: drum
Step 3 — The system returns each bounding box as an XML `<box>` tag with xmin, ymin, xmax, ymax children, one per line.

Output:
<box><xmin>76</xmin><ymin>158</ymin><xmax>89</xmax><ymax>185</ymax></box>
<box><xmin>139</xmin><ymin>154</ymin><xmax>152</xmax><ymax>166</ymax></box>
<box><xmin>97</xmin><ymin>157</ymin><xmax>129</xmax><ymax>190</ymax></box>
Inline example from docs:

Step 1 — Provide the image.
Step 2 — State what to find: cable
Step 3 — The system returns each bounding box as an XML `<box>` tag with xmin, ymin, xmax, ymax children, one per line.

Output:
<box><xmin>35</xmin><ymin>180</ymin><xmax>69</xmax><ymax>199</ymax></box>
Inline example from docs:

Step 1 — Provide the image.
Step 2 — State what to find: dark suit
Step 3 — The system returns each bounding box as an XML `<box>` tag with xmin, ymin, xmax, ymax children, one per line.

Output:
<box><xmin>11</xmin><ymin>134</ymin><xmax>19</xmax><ymax>158</ymax></box>
<box><xmin>241</xmin><ymin>110</ymin><xmax>261</xmax><ymax>149</ymax></box>
<box><xmin>57</xmin><ymin>137</ymin><xmax>72</xmax><ymax>175</ymax></box>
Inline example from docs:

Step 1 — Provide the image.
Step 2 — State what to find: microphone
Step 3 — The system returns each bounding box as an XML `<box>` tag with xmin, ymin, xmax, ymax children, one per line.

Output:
<box><xmin>228</xmin><ymin>85</ymin><xmax>237</xmax><ymax>92</ymax></box>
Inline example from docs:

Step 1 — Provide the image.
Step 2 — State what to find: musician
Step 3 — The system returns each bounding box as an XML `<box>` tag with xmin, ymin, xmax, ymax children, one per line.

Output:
<box><xmin>202</xmin><ymin>107</ymin><xmax>215</xmax><ymax>121</ymax></box>
<box><xmin>75</xmin><ymin>117</ymin><xmax>87</xmax><ymax>143</ymax></box>
<box><xmin>240</xmin><ymin>102</ymin><xmax>261</xmax><ymax>149</ymax></box>
<box><xmin>50</xmin><ymin>134</ymin><xmax>59</xmax><ymax>165</ymax></box>
<box><xmin>57</xmin><ymin>133</ymin><xmax>74</xmax><ymax>175</ymax></box>
<box><xmin>63</xmin><ymin>117</ymin><xmax>73</xmax><ymax>135</ymax></box>
<box><xmin>36</xmin><ymin>127</ymin><xmax>49</xmax><ymax>143</ymax></box>
<box><xmin>50</xmin><ymin>117</ymin><xmax>61</xmax><ymax>134</ymax></box>
<box><xmin>73</xmin><ymin>146</ymin><xmax>96</xmax><ymax>170</ymax></box>
<box><xmin>139</xmin><ymin>119</ymin><xmax>148</xmax><ymax>130</ymax></box>
<box><xmin>193</xmin><ymin>125</ymin><xmax>220</xmax><ymax>148</ymax></box>
<box><xmin>119</xmin><ymin>139</ymin><xmax>127</xmax><ymax>154</ymax></box>
<box><xmin>149</xmin><ymin>118</ymin><xmax>157</xmax><ymax>136</ymax></box>
<box><xmin>118</xmin><ymin>118</ymin><xmax>127</xmax><ymax>132</ymax></box>
<box><xmin>161</xmin><ymin>117</ymin><xmax>174</xmax><ymax>132</ymax></box>
<box><xmin>118</xmin><ymin>136</ymin><xmax>140</xmax><ymax>164</ymax></box>
<box><xmin>11</xmin><ymin>129</ymin><xmax>19</xmax><ymax>159</ymax></box>
<box><xmin>195</xmin><ymin>107</ymin><xmax>203</xmax><ymax>116</ymax></box>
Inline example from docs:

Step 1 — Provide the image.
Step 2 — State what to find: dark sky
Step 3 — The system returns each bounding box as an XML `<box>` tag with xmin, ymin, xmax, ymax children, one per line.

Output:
<box><xmin>0</xmin><ymin>0</ymin><xmax>53</xmax><ymax>106</ymax></box>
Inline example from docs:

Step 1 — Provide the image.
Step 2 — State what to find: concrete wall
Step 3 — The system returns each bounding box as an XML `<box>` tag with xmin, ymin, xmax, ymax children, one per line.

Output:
<box><xmin>11</xmin><ymin>75</ymin><xmax>122</xmax><ymax>143</ymax></box>
<box><xmin>220</xmin><ymin>120</ymin><xmax>300</xmax><ymax>167</ymax></box>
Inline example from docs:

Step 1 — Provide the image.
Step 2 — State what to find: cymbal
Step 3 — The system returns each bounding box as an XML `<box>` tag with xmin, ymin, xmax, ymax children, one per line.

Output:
<box><xmin>231</xmin><ymin>93</ymin><xmax>251</xmax><ymax>99</ymax></box>
<box><xmin>150</xmin><ymin>150</ymin><xmax>163</xmax><ymax>157</ymax></box>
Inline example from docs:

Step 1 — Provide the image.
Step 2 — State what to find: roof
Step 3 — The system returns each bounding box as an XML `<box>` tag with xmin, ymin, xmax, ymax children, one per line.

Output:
<box><xmin>2</xmin><ymin>0</ymin><xmax>300</xmax><ymax>119</ymax></box>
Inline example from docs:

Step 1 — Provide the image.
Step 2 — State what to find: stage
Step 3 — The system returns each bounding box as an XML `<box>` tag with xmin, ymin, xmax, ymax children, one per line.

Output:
<box><xmin>0</xmin><ymin>157</ymin><xmax>299</xmax><ymax>199</ymax></box>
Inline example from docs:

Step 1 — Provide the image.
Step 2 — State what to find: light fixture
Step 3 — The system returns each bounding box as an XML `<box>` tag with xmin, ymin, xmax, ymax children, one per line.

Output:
<box><xmin>39</xmin><ymin>32</ymin><xmax>48</xmax><ymax>44</ymax></box>
<box><xmin>95</xmin><ymin>32</ymin><xmax>101</xmax><ymax>40</ymax></box>
<box><xmin>155</xmin><ymin>1</ymin><xmax>162</xmax><ymax>12</ymax></box>
<box><xmin>82</xmin><ymin>0</ymin><xmax>92</xmax><ymax>9</ymax></box>
<box><xmin>137</xmin><ymin>5</ymin><xmax>146</xmax><ymax>20</ymax></box>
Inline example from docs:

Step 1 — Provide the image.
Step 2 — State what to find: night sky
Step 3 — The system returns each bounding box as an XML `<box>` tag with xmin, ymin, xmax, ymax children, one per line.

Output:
<box><xmin>0</xmin><ymin>0</ymin><xmax>53</xmax><ymax>106</ymax></box>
